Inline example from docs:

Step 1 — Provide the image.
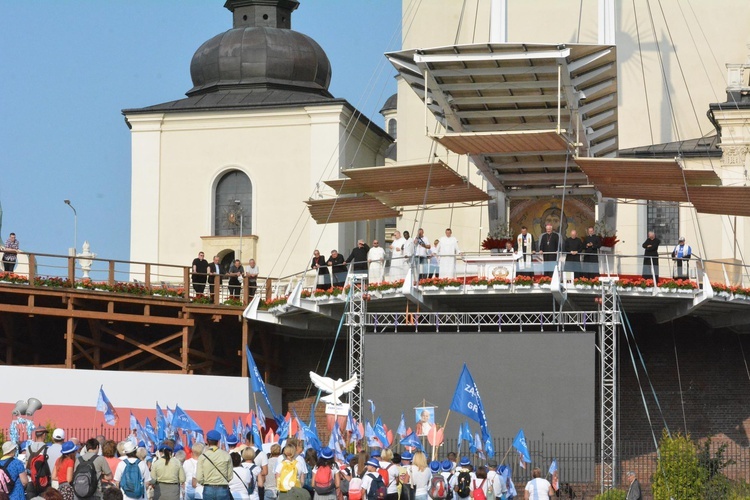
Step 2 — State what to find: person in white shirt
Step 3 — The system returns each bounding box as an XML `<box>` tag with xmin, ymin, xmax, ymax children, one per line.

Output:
<box><xmin>409</xmin><ymin>452</ymin><xmax>431</xmax><ymax>500</ymax></box>
<box><xmin>241</xmin><ymin>448</ymin><xmax>263</xmax><ymax>500</ymax></box>
<box><xmin>515</xmin><ymin>227</ymin><xmax>535</xmax><ymax>276</ymax></box>
<box><xmin>367</xmin><ymin>240</ymin><xmax>386</xmax><ymax>283</ymax></box>
<box><xmin>523</xmin><ymin>468</ymin><xmax>553</xmax><ymax>500</ymax></box>
<box><xmin>469</xmin><ymin>467</ymin><xmax>491</xmax><ymax>500</ymax></box>
<box><xmin>402</xmin><ymin>231</ymin><xmax>415</xmax><ymax>279</ymax></box>
<box><xmin>378</xmin><ymin>450</ymin><xmax>399</xmax><ymax>500</ymax></box>
<box><xmin>114</xmin><ymin>441</ymin><xmax>152</xmax><ymax>500</ymax></box>
<box><xmin>437</xmin><ymin>228</ymin><xmax>461</xmax><ymax>278</ymax></box>
<box><xmin>229</xmin><ymin>452</ymin><xmax>253</xmax><ymax>500</ymax></box>
<box><xmin>390</xmin><ymin>231</ymin><xmax>406</xmax><ymax>280</ymax></box>
<box><xmin>413</xmin><ymin>228</ymin><xmax>431</xmax><ymax>280</ymax></box>
<box><xmin>183</xmin><ymin>443</ymin><xmax>204</xmax><ymax>500</ymax></box>
<box><xmin>360</xmin><ymin>459</ymin><xmax>380</xmax><ymax>499</ymax></box>
<box><xmin>439</xmin><ymin>460</ymin><xmax>455</xmax><ymax>498</ymax></box>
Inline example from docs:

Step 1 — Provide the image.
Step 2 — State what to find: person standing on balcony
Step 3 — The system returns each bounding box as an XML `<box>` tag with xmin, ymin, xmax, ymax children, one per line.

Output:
<box><xmin>2</xmin><ymin>232</ymin><xmax>19</xmax><ymax>272</ymax></box>
<box><xmin>311</xmin><ymin>250</ymin><xmax>329</xmax><ymax>291</ymax></box>
<box><xmin>437</xmin><ymin>228</ymin><xmax>461</xmax><ymax>278</ymax></box>
<box><xmin>367</xmin><ymin>240</ymin><xmax>385</xmax><ymax>283</ymax></box>
<box><xmin>228</xmin><ymin>259</ymin><xmax>245</xmax><ymax>299</ymax></box>
<box><xmin>671</xmin><ymin>237</ymin><xmax>692</xmax><ymax>279</ymax></box>
<box><xmin>327</xmin><ymin>250</ymin><xmax>346</xmax><ymax>288</ymax></box>
<box><xmin>515</xmin><ymin>227</ymin><xmax>534</xmax><ymax>276</ymax></box>
<box><xmin>192</xmin><ymin>252</ymin><xmax>209</xmax><ymax>295</ymax></box>
<box><xmin>413</xmin><ymin>228</ymin><xmax>431</xmax><ymax>280</ymax></box>
<box><xmin>641</xmin><ymin>231</ymin><xmax>661</xmax><ymax>283</ymax></box>
<box><xmin>345</xmin><ymin>240</ymin><xmax>370</xmax><ymax>276</ymax></box>
<box><xmin>563</xmin><ymin>230</ymin><xmax>584</xmax><ymax>278</ymax></box>
<box><xmin>209</xmin><ymin>256</ymin><xmax>223</xmax><ymax>298</ymax></box>
<box><xmin>246</xmin><ymin>259</ymin><xmax>259</xmax><ymax>299</ymax></box>
<box><xmin>582</xmin><ymin>226</ymin><xmax>601</xmax><ymax>278</ymax></box>
<box><xmin>538</xmin><ymin>224</ymin><xmax>559</xmax><ymax>277</ymax></box>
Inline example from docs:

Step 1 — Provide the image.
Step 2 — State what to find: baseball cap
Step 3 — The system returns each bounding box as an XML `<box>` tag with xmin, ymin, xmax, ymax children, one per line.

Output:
<box><xmin>206</xmin><ymin>430</ymin><xmax>222</xmax><ymax>442</ymax></box>
<box><xmin>52</xmin><ymin>428</ymin><xmax>65</xmax><ymax>440</ymax></box>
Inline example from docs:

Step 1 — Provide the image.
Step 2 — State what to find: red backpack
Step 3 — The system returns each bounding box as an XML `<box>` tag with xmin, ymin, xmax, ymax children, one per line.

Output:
<box><xmin>472</xmin><ymin>479</ymin><xmax>487</xmax><ymax>500</ymax></box>
<box><xmin>314</xmin><ymin>466</ymin><xmax>336</xmax><ymax>495</ymax></box>
<box><xmin>27</xmin><ymin>446</ymin><xmax>51</xmax><ymax>495</ymax></box>
<box><xmin>378</xmin><ymin>464</ymin><xmax>392</xmax><ymax>487</ymax></box>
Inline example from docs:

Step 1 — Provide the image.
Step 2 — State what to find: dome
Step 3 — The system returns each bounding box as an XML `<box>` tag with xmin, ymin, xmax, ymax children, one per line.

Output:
<box><xmin>187</xmin><ymin>0</ymin><xmax>332</xmax><ymax>97</ymax></box>
<box><xmin>380</xmin><ymin>93</ymin><xmax>398</xmax><ymax>114</ymax></box>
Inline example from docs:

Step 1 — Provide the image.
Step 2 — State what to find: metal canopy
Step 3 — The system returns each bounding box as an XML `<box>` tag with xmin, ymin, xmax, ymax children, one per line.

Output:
<box><xmin>306</xmin><ymin>195</ymin><xmax>400</xmax><ymax>224</ymax></box>
<box><xmin>387</xmin><ymin>42</ymin><xmax>618</xmax><ymax>191</ymax></box>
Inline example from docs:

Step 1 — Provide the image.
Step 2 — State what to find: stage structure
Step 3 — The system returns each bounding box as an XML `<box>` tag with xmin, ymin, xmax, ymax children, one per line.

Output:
<box><xmin>343</xmin><ymin>270</ymin><xmax>619</xmax><ymax>489</ymax></box>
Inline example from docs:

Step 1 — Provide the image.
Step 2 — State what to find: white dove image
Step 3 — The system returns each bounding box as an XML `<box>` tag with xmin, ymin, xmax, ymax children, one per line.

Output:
<box><xmin>309</xmin><ymin>372</ymin><xmax>358</xmax><ymax>405</ymax></box>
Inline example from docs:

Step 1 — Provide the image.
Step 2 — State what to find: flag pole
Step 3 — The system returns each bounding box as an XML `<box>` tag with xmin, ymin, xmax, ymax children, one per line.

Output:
<box><xmin>499</xmin><ymin>443</ymin><xmax>514</xmax><ymax>464</ymax></box>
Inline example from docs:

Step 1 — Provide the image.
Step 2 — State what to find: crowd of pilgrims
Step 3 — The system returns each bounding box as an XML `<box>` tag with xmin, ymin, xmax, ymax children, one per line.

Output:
<box><xmin>0</xmin><ymin>428</ymin><xmax>557</xmax><ymax>500</ymax></box>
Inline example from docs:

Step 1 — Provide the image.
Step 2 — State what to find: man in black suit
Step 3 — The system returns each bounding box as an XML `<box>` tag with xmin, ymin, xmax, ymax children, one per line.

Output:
<box><xmin>208</xmin><ymin>255</ymin><xmax>223</xmax><ymax>298</ymax></box>
<box><xmin>582</xmin><ymin>226</ymin><xmax>602</xmax><ymax>278</ymax></box>
<box><xmin>642</xmin><ymin>231</ymin><xmax>661</xmax><ymax>282</ymax></box>
<box><xmin>538</xmin><ymin>224</ymin><xmax>560</xmax><ymax>277</ymax></box>
<box><xmin>563</xmin><ymin>230</ymin><xmax>585</xmax><ymax>278</ymax></box>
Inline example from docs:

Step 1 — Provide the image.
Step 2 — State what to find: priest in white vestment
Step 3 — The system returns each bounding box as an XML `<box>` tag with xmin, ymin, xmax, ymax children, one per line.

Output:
<box><xmin>516</xmin><ymin>226</ymin><xmax>535</xmax><ymax>275</ymax></box>
<box><xmin>437</xmin><ymin>228</ymin><xmax>461</xmax><ymax>278</ymax></box>
<box><xmin>390</xmin><ymin>230</ymin><xmax>406</xmax><ymax>280</ymax></box>
<box><xmin>367</xmin><ymin>240</ymin><xmax>386</xmax><ymax>283</ymax></box>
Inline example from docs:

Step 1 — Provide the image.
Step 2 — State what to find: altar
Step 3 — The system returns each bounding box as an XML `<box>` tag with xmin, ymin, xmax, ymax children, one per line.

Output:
<box><xmin>462</xmin><ymin>252</ymin><xmax>522</xmax><ymax>281</ymax></box>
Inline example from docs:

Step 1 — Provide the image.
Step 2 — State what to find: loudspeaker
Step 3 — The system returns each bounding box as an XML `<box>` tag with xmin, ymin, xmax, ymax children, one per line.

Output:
<box><xmin>12</xmin><ymin>400</ymin><xmax>28</xmax><ymax>416</ymax></box>
<box><xmin>25</xmin><ymin>398</ymin><xmax>43</xmax><ymax>416</ymax></box>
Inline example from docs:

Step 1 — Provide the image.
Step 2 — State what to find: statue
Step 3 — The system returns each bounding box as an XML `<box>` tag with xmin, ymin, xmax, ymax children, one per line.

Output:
<box><xmin>76</xmin><ymin>241</ymin><xmax>96</xmax><ymax>279</ymax></box>
<box><xmin>309</xmin><ymin>372</ymin><xmax>358</xmax><ymax>405</ymax></box>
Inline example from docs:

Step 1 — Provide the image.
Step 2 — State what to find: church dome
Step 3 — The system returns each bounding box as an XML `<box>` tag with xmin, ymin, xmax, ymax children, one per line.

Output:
<box><xmin>187</xmin><ymin>0</ymin><xmax>332</xmax><ymax>97</ymax></box>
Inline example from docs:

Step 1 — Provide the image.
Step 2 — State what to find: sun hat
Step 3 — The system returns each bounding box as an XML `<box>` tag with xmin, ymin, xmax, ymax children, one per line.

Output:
<box><xmin>441</xmin><ymin>459</ymin><xmax>452</xmax><ymax>472</ymax></box>
<box><xmin>122</xmin><ymin>441</ymin><xmax>137</xmax><ymax>454</ymax></box>
<box><xmin>429</xmin><ymin>460</ymin><xmax>441</xmax><ymax>473</ymax></box>
<box><xmin>370</xmin><ymin>448</ymin><xmax>381</xmax><ymax>458</ymax></box>
<box><xmin>401</xmin><ymin>451</ymin><xmax>413</xmax><ymax>461</ymax></box>
<box><xmin>61</xmin><ymin>440</ymin><xmax>77</xmax><ymax>455</ymax></box>
<box><xmin>366</xmin><ymin>458</ymin><xmax>380</xmax><ymax>468</ymax></box>
<box><xmin>319</xmin><ymin>447</ymin><xmax>334</xmax><ymax>460</ymax></box>
<box><xmin>459</xmin><ymin>456</ymin><xmax>471</xmax><ymax>467</ymax></box>
<box><xmin>226</xmin><ymin>435</ymin><xmax>239</xmax><ymax>446</ymax></box>
<box><xmin>2</xmin><ymin>442</ymin><xmax>17</xmax><ymax>456</ymax></box>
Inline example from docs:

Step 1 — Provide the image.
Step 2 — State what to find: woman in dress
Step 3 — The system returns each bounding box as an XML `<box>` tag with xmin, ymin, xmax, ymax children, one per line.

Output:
<box><xmin>149</xmin><ymin>445</ymin><xmax>185</xmax><ymax>500</ymax></box>
<box><xmin>52</xmin><ymin>441</ymin><xmax>77</xmax><ymax>500</ymax></box>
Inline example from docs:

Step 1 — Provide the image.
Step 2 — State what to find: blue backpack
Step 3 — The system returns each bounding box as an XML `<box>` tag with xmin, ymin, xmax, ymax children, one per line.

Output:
<box><xmin>120</xmin><ymin>459</ymin><xmax>144</xmax><ymax>499</ymax></box>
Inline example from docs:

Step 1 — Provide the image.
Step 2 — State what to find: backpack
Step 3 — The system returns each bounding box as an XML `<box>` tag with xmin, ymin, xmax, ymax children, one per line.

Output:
<box><xmin>72</xmin><ymin>455</ymin><xmax>99</xmax><ymax>498</ymax></box>
<box><xmin>304</xmin><ymin>466</ymin><xmax>314</xmax><ymax>488</ymax></box>
<box><xmin>0</xmin><ymin>459</ymin><xmax>16</xmax><ymax>498</ymax></box>
<box><xmin>428</xmin><ymin>473</ymin><xmax>448</xmax><ymax>500</ymax></box>
<box><xmin>348</xmin><ymin>477</ymin><xmax>363</xmax><ymax>500</ymax></box>
<box><xmin>314</xmin><ymin>466</ymin><xmax>336</xmax><ymax>495</ymax></box>
<box><xmin>377</xmin><ymin>464</ymin><xmax>392</xmax><ymax>487</ymax></box>
<box><xmin>120</xmin><ymin>459</ymin><xmax>145</xmax><ymax>499</ymax></box>
<box><xmin>398</xmin><ymin>466</ymin><xmax>410</xmax><ymax>486</ymax></box>
<box><xmin>339</xmin><ymin>471</ymin><xmax>351</xmax><ymax>495</ymax></box>
<box><xmin>234</xmin><ymin>465</ymin><xmax>256</xmax><ymax>496</ymax></box>
<box><xmin>455</xmin><ymin>471</ymin><xmax>471</xmax><ymax>498</ymax></box>
<box><xmin>445</xmin><ymin>474</ymin><xmax>454</xmax><ymax>500</ymax></box>
<box><xmin>366</xmin><ymin>472</ymin><xmax>386</xmax><ymax>500</ymax></box>
<box><xmin>277</xmin><ymin>460</ymin><xmax>300</xmax><ymax>493</ymax></box>
<box><xmin>27</xmin><ymin>445</ymin><xmax>51</xmax><ymax>495</ymax></box>
<box><xmin>472</xmin><ymin>479</ymin><xmax>487</xmax><ymax>500</ymax></box>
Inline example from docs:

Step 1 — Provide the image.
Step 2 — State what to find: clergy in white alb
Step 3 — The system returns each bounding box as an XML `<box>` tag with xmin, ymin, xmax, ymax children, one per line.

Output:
<box><xmin>368</xmin><ymin>240</ymin><xmax>386</xmax><ymax>283</ymax></box>
<box><xmin>516</xmin><ymin>227</ymin><xmax>535</xmax><ymax>273</ymax></box>
<box><xmin>390</xmin><ymin>230</ymin><xmax>406</xmax><ymax>280</ymax></box>
<box><xmin>437</xmin><ymin>228</ymin><xmax>461</xmax><ymax>278</ymax></box>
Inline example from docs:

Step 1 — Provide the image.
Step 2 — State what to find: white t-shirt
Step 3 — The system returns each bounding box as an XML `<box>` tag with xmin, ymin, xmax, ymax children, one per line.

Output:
<box><xmin>114</xmin><ymin>457</ymin><xmax>152</xmax><ymax>500</ymax></box>
<box><xmin>241</xmin><ymin>463</ymin><xmax>261</xmax><ymax>500</ymax></box>
<box><xmin>184</xmin><ymin>457</ymin><xmax>202</xmax><ymax>495</ymax></box>
<box><xmin>410</xmin><ymin>467</ymin><xmax>431</xmax><ymax>497</ymax></box>
<box><xmin>490</xmin><ymin>471</ymin><xmax>507</xmax><ymax>497</ymax></box>
<box><xmin>524</xmin><ymin>478</ymin><xmax>551</xmax><ymax>500</ymax></box>
<box><xmin>229</xmin><ymin>466</ymin><xmax>253</xmax><ymax>500</ymax></box>
<box><xmin>361</xmin><ymin>472</ymin><xmax>376</xmax><ymax>496</ymax></box>
<box><xmin>266</xmin><ymin>456</ymin><xmax>280</xmax><ymax>491</ymax></box>
<box><xmin>470</xmin><ymin>478</ymin><xmax>490</xmax><ymax>498</ymax></box>
<box><xmin>378</xmin><ymin>462</ymin><xmax>398</xmax><ymax>494</ymax></box>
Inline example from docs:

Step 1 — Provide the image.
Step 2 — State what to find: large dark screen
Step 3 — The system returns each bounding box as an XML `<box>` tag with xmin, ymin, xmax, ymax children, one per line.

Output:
<box><xmin>363</xmin><ymin>332</ymin><xmax>595</xmax><ymax>446</ymax></box>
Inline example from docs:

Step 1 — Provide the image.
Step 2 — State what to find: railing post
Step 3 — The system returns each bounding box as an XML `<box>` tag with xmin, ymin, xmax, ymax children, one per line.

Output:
<box><xmin>265</xmin><ymin>278</ymin><xmax>273</xmax><ymax>302</ymax></box>
<box><xmin>214</xmin><ymin>275</ymin><xmax>221</xmax><ymax>305</ymax></box>
<box><xmin>242</xmin><ymin>273</ymin><xmax>249</xmax><ymax>305</ymax></box>
<box><xmin>28</xmin><ymin>254</ymin><xmax>36</xmax><ymax>284</ymax></box>
<box><xmin>68</xmin><ymin>256</ymin><xmax>75</xmax><ymax>284</ymax></box>
<box><xmin>109</xmin><ymin>261</ymin><xmax>116</xmax><ymax>286</ymax></box>
<box><xmin>144</xmin><ymin>263</ymin><xmax>151</xmax><ymax>291</ymax></box>
<box><xmin>183</xmin><ymin>267</ymin><xmax>190</xmax><ymax>300</ymax></box>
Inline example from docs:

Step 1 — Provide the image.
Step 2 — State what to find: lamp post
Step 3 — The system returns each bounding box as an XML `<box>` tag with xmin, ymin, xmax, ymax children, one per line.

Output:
<box><xmin>63</xmin><ymin>199</ymin><xmax>77</xmax><ymax>256</ymax></box>
<box><xmin>234</xmin><ymin>200</ymin><xmax>243</xmax><ymax>261</ymax></box>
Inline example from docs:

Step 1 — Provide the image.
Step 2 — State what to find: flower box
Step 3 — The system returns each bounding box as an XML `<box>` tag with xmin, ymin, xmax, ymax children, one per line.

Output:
<box><xmin>469</xmin><ymin>285</ymin><xmax>488</xmax><ymax>291</ymax></box>
<box><xmin>493</xmin><ymin>284</ymin><xmax>510</xmax><ymax>290</ymax></box>
<box><xmin>443</xmin><ymin>286</ymin><xmax>462</xmax><ymax>292</ymax></box>
<box><xmin>422</xmin><ymin>286</ymin><xmax>439</xmax><ymax>292</ymax></box>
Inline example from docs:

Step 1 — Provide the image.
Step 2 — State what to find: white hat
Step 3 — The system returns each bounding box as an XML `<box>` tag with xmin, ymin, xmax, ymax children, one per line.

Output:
<box><xmin>52</xmin><ymin>428</ymin><xmax>65</xmax><ymax>440</ymax></box>
<box><xmin>2</xmin><ymin>441</ymin><xmax>17</xmax><ymax>456</ymax></box>
<box><xmin>122</xmin><ymin>441</ymin><xmax>137</xmax><ymax>454</ymax></box>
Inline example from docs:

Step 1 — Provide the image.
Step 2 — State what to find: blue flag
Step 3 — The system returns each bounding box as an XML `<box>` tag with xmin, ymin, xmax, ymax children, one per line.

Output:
<box><xmin>449</xmin><ymin>364</ymin><xmax>490</xmax><ymax>440</ymax></box>
<box><xmin>246</xmin><ymin>347</ymin><xmax>281</xmax><ymax>423</ymax></box>
<box><xmin>397</xmin><ymin>413</ymin><xmax>407</xmax><ymax>437</ymax></box>
<box><xmin>215</xmin><ymin>417</ymin><xmax>229</xmax><ymax>440</ymax></box>
<box><xmin>172</xmin><ymin>405</ymin><xmax>203</xmax><ymax>433</ymax></box>
<box><xmin>96</xmin><ymin>386</ymin><xmax>119</xmax><ymax>426</ymax></box>
<box><xmin>484</xmin><ymin>433</ymin><xmax>495</xmax><ymax>458</ymax></box>
<box><xmin>256</xmin><ymin>403</ymin><xmax>267</xmax><ymax>430</ymax></box>
<box><xmin>277</xmin><ymin>418</ymin><xmax>289</xmax><ymax>441</ymax></box>
<box><xmin>513</xmin><ymin>429</ymin><xmax>531</xmax><ymax>464</ymax></box>
<box><xmin>348</xmin><ymin>413</ymin><xmax>362</xmax><ymax>441</ymax></box>
<box><xmin>367</xmin><ymin>399</ymin><xmax>376</xmax><ymax>417</ymax></box>
<box><xmin>374</xmin><ymin>417</ymin><xmax>390</xmax><ymax>448</ymax></box>
<box><xmin>459</xmin><ymin>421</ymin><xmax>472</xmax><ymax>445</ymax></box>
<box><xmin>399</xmin><ymin>431</ymin><xmax>423</xmax><ymax>451</ymax></box>
<box><xmin>144</xmin><ymin>417</ymin><xmax>157</xmax><ymax>446</ymax></box>
<box><xmin>365</xmin><ymin>421</ymin><xmax>375</xmax><ymax>439</ymax></box>
<box><xmin>251</xmin><ymin>414</ymin><xmax>263</xmax><ymax>449</ymax></box>
<box><xmin>155</xmin><ymin>403</ymin><xmax>167</xmax><ymax>441</ymax></box>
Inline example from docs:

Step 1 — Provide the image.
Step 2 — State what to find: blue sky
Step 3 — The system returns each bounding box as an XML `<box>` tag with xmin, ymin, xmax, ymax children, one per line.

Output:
<box><xmin>1</xmin><ymin>0</ymin><xmax>401</xmax><ymax>262</ymax></box>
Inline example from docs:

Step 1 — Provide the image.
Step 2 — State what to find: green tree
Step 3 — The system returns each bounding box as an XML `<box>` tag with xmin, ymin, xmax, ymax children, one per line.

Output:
<box><xmin>593</xmin><ymin>489</ymin><xmax>626</xmax><ymax>500</ymax></box>
<box><xmin>651</xmin><ymin>430</ymin><xmax>703</xmax><ymax>500</ymax></box>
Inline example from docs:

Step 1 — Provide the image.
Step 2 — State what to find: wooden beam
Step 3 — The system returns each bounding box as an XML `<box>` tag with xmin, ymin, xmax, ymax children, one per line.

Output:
<box><xmin>99</xmin><ymin>328</ymin><xmax>184</xmax><ymax>369</ymax></box>
<box><xmin>182</xmin><ymin>314</ymin><xmax>191</xmax><ymax>374</ymax></box>
<box><xmin>109</xmin><ymin>261</ymin><xmax>116</xmax><ymax>286</ymax></box>
<box><xmin>241</xmin><ymin>320</ymin><xmax>249</xmax><ymax>377</ymax></box>
<box><xmin>187</xmin><ymin>348</ymin><xmax>233</xmax><ymax>368</ymax></box>
<box><xmin>128</xmin><ymin>344</ymin><xmax>182</xmax><ymax>371</ymax></box>
<box><xmin>65</xmin><ymin>301</ymin><xmax>74</xmax><ymax>368</ymax></box>
<box><xmin>72</xmin><ymin>339</ymin><xmax>97</xmax><ymax>366</ymax></box>
<box><xmin>0</xmin><ymin>303</ymin><xmax>193</xmax><ymax>326</ymax></box>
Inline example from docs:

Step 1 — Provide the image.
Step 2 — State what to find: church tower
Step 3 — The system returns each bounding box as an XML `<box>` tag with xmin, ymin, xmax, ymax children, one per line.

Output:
<box><xmin>124</xmin><ymin>0</ymin><xmax>391</xmax><ymax>278</ymax></box>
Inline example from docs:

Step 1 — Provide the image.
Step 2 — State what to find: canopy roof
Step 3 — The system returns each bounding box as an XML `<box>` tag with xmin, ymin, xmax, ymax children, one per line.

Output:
<box><xmin>387</xmin><ymin>42</ymin><xmax>618</xmax><ymax>191</ymax></box>
<box><xmin>308</xmin><ymin>162</ymin><xmax>489</xmax><ymax>224</ymax></box>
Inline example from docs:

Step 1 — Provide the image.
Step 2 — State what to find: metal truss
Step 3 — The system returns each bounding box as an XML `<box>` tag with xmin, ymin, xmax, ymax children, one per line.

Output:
<box><xmin>346</xmin><ymin>311</ymin><xmax>600</xmax><ymax>332</ymax></box>
<box><xmin>599</xmin><ymin>280</ymin><xmax>620</xmax><ymax>491</ymax></box>
<box><xmin>346</xmin><ymin>275</ymin><xmax>367</xmax><ymax>423</ymax></box>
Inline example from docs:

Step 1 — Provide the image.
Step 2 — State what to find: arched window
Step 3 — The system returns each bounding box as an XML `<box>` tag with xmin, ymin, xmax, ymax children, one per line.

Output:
<box><xmin>387</xmin><ymin>118</ymin><xmax>397</xmax><ymax>139</ymax></box>
<box><xmin>214</xmin><ymin>170</ymin><xmax>252</xmax><ymax>236</ymax></box>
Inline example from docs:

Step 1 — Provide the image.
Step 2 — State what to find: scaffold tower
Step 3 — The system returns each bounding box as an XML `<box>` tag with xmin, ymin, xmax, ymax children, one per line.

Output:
<box><xmin>346</xmin><ymin>275</ymin><xmax>367</xmax><ymax>423</ymax></box>
<box><xmin>599</xmin><ymin>278</ymin><xmax>620</xmax><ymax>491</ymax></box>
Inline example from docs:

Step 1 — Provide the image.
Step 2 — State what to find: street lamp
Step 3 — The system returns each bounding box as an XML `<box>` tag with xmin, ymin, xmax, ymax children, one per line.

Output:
<box><xmin>234</xmin><ymin>200</ymin><xmax>243</xmax><ymax>261</ymax></box>
<box><xmin>63</xmin><ymin>199</ymin><xmax>77</xmax><ymax>256</ymax></box>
